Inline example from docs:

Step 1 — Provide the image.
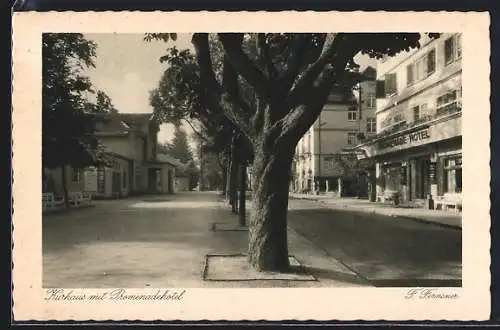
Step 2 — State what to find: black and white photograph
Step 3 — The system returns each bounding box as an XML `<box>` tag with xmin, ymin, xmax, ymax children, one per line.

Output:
<box><xmin>12</xmin><ymin>11</ymin><xmax>490</xmax><ymax>321</ymax></box>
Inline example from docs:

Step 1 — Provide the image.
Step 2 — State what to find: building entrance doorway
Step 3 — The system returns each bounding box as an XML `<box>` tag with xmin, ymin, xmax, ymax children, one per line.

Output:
<box><xmin>413</xmin><ymin>157</ymin><xmax>430</xmax><ymax>199</ymax></box>
<box><xmin>112</xmin><ymin>171</ymin><xmax>121</xmax><ymax>197</ymax></box>
<box><xmin>148</xmin><ymin>168</ymin><xmax>158</xmax><ymax>191</ymax></box>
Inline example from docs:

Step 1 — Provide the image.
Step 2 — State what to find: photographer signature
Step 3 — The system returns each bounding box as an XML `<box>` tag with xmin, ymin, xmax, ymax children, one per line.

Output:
<box><xmin>405</xmin><ymin>288</ymin><xmax>459</xmax><ymax>300</ymax></box>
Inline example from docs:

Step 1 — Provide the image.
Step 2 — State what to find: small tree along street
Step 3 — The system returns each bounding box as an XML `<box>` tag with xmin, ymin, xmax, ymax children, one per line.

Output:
<box><xmin>42</xmin><ymin>33</ymin><xmax>116</xmax><ymax>209</ymax></box>
<box><xmin>147</xmin><ymin>34</ymin><xmax>253</xmax><ymax>220</ymax></box>
<box><xmin>146</xmin><ymin>33</ymin><xmax>438</xmax><ymax>272</ymax></box>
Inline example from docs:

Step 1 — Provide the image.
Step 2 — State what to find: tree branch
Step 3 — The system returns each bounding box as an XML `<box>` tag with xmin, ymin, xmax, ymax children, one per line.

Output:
<box><xmin>217</xmin><ymin>33</ymin><xmax>271</xmax><ymax>100</ymax></box>
<box><xmin>223</xmin><ymin>55</ymin><xmax>253</xmax><ymax>115</ymax></box>
<box><xmin>257</xmin><ymin>34</ymin><xmax>278</xmax><ymax>81</ymax></box>
<box><xmin>271</xmin><ymin>38</ymin><xmax>362</xmax><ymax>150</ymax></box>
<box><xmin>192</xmin><ymin>33</ymin><xmax>253</xmax><ymax>140</ymax></box>
<box><xmin>286</xmin><ymin>33</ymin><xmax>345</xmax><ymax>107</ymax></box>
<box><xmin>182</xmin><ymin>118</ymin><xmax>211</xmax><ymax>144</ymax></box>
<box><xmin>276</xmin><ymin>34</ymin><xmax>319</xmax><ymax>97</ymax></box>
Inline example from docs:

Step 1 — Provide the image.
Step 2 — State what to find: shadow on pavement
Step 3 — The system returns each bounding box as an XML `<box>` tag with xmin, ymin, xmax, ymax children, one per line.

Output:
<box><xmin>299</xmin><ymin>266</ymin><xmax>369</xmax><ymax>285</ymax></box>
<box><xmin>287</xmin><ymin>208</ymin><xmax>462</xmax><ymax>287</ymax></box>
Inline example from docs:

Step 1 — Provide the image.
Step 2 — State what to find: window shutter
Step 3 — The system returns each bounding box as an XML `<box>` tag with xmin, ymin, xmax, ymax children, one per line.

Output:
<box><xmin>427</xmin><ymin>49</ymin><xmax>436</xmax><ymax>74</ymax></box>
<box><xmin>376</xmin><ymin>80</ymin><xmax>385</xmax><ymax>98</ymax></box>
<box><xmin>384</xmin><ymin>73</ymin><xmax>397</xmax><ymax>96</ymax></box>
<box><xmin>444</xmin><ymin>37</ymin><xmax>454</xmax><ymax>64</ymax></box>
<box><xmin>384</xmin><ymin>75</ymin><xmax>391</xmax><ymax>96</ymax></box>
<box><xmin>456</xmin><ymin>34</ymin><xmax>462</xmax><ymax>58</ymax></box>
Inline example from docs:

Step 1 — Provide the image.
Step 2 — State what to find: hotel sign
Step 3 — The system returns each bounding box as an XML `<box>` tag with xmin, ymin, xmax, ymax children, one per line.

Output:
<box><xmin>377</xmin><ymin>128</ymin><xmax>431</xmax><ymax>150</ymax></box>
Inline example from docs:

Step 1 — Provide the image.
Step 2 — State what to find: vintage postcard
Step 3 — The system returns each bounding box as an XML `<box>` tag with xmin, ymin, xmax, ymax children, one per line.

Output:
<box><xmin>12</xmin><ymin>11</ymin><xmax>491</xmax><ymax>321</ymax></box>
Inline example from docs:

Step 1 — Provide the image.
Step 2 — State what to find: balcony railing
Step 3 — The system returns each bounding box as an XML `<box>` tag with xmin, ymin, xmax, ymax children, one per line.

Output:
<box><xmin>372</xmin><ymin>104</ymin><xmax>461</xmax><ymax>141</ymax></box>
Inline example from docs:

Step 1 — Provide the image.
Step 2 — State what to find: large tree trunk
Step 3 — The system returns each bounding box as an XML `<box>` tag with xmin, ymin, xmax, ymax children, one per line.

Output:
<box><xmin>61</xmin><ymin>165</ymin><xmax>70</xmax><ymax>210</ymax></box>
<box><xmin>238</xmin><ymin>164</ymin><xmax>247</xmax><ymax>227</ymax></box>
<box><xmin>248</xmin><ymin>145</ymin><xmax>294</xmax><ymax>271</ymax></box>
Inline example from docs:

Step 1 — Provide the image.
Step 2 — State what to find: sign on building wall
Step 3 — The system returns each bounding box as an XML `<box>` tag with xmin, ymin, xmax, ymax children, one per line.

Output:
<box><xmin>377</xmin><ymin>128</ymin><xmax>431</xmax><ymax>150</ymax></box>
<box><xmin>361</xmin><ymin>115</ymin><xmax>461</xmax><ymax>158</ymax></box>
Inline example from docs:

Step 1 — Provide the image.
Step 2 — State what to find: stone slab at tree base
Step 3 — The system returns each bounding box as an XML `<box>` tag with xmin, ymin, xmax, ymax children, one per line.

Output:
<box><xmin>210</xmin><ymin>222</ymin><xmax>248</xmax><ymax>232</ymax></box>
<box><xmin>203</xmin><ymin>253</ymin><xmax>317</xmax><ymax>281</ymax></box>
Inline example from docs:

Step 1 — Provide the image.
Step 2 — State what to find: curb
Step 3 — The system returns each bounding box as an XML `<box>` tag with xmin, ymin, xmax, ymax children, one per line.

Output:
<box><xmin>286</xmin><ymin>226</ymin><xmax>374</xmax><ymax>287</ymax></box>
<box><xmin>43</xmin><ymin>204</ymin><xmax>96</xmax><ymax>215</ymax></box>
<box><xmin>290</xmin><ymin>195</ymin><xmax>462</xmax><ymax>230</ymax></box>
<box><xmin>396</xmin><ymin>215</ymin><xmax>462</xmax><ymax>230</ymax></box>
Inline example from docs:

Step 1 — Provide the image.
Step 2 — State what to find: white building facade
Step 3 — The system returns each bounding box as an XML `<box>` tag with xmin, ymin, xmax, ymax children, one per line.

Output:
<box><xmin>355</xmin><ymin>33</ymin><xmax>462</xmax><ymax>207</ymax></box>
<box><xmin>291</xmin><ymin>66</ymin><xmax>378</xmax><ymax>196</ymax></box>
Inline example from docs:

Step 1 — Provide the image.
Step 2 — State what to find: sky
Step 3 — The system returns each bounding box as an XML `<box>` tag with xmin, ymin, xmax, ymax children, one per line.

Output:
<box><xmin>82</xmin><ymin>33</ymin><xmax>376</xmax><ymax>146</ymax></box>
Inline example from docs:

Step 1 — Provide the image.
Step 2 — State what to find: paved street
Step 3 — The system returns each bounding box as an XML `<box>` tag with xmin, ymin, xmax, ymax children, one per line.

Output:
<box><xmin>43</xmin><ymin>192</ymin><xmax>461</xmax><ymax>288</ymax></box>
<box><xmin>287</xmin><ymin>199</ymin><xmax>462</xmax><ymax>287</ymax></box>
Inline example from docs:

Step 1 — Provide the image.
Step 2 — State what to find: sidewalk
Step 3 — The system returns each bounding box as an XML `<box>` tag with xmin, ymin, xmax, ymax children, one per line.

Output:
<box><xmin>289</xmin><ymin>193</ymin><xmax>462</xmax><ymax>229</ymax></box>
<box><xmin>43</xmin><ymin>192</ymin><xmax>370</xmax><ymax>288</ymax></box>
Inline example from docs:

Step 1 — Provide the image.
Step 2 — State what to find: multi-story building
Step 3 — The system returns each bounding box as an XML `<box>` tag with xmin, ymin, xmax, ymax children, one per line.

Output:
<box><xmin>291</xmin><ymin>66</ymin><xmax>377</xmax><ymax>196</ymax></box>
<box><xmin>354</xmin><ymin>33</ymin><xmax>462</xmax><ymax>207</ymax></box>
<box><xmin>44</xmin><ymin>113</ymin><xmax>178</xmax><ymax>199</ymax></box>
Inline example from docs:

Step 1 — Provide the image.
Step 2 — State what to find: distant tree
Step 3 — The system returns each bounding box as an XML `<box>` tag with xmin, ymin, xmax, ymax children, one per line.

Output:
<box><xmin>147</xmin><ymin>35</ymin><xmax>253</xmax><ymax>212</ymax></box>
<box><xmin>86</xmin><ymin>90</ymin><xmax>119</xmax><ymax>113</ymax></box>
<box><xmin>161</xmin><ymin>127</ymin><xmax>199</xmax><ymax>190</ymax></box>
<box><xmin>43</xmin><ymin>33</ymin><xmax>109</xmax><ymax>208</ymax></box>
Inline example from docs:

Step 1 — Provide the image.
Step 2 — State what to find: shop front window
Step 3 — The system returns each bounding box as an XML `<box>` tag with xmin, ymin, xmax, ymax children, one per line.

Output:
<box><xmin>97</xmin><ymin>166</ymin><xmax>105</xmax><ymax>193</ymax></box>
<box><xmin>384</xmin><ymin>164</ymin><xmax>402</xmax><ymax>192</ymax></box>
<box><xmin>444</xmin><ymin>156</ymin><xmax>462</xmax><ymax>193</ymax></box>
<box><xmin>72</xmin><ymin>167</ymin><xmax>82</xmax><ymax>183</ymax></box>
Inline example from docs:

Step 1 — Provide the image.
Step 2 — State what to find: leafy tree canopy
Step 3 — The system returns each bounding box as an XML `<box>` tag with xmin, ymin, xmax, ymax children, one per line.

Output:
<box><xmin>43</xmin><ymin>33</ymin><xmax>119</xmax><ymax>169</ymax></box>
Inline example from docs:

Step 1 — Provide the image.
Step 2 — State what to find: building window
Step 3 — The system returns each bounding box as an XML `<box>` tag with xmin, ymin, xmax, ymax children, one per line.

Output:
<box><xmin>412</xmin><ymin>105</ymin><xmax>420</xmax><ymax>122</ymax></box>
<box><xmin>348</xmin><ymin>110</ymin><xmax>358</xmax><ymax>121</ymax></box>
<box><xmin>366</xmin><ymin>118</ymin><xmax>376</xmax><ymax>133</ymax></box>
<box><xmin>366</xmin><ymin>93</ymin><xmax>376</xmax><ymax>108</ymax></box>
<box><xmin>407</xmin><ymin>49</ymin><xmax>435</xmax><ymax>86</ymax></box>
<box><xmin>437</xmin><ymin>90</ymin><xmax>460</xmax><ymax>116</ymax></box>
<box><xmin>412</xmin><ymin>103</ymin><xmax>428</xmax><ymax>122</ymax></box>
<box><xmin>72</xmin><ymin>167</ymin><xmax>81</xmax><ymax>183</ymax></box>
<box><xmin>427</xmin><ymin>49</ymin><xmax>436</xmax><ymax>74</ymax></box>
<box><xmin>123</xmin><ymin>171</ymin><xmax>127</xmax><ymax>188</ymax></box>
<box><xmin>445</xmin><ymin>34</ymin><xmax>461</xmax><ymax>65</ymax></box>
<box><xmin>406</xmin><ymin>64</ymin><xmax>414</xmax><ymax>86</ymax></box>
<box><xmin>444</xmin><ymin>156</ymin><xmax>462</xmax><ymax>193</ymax></box>
<box><xmin>143</xmin><ymin>138</ymin><xmax>148</xmax><ymax>162</ymax></box>
<box><xmin>324</xmin><ymin>156</ymin><xmax>334</xmax><ymax>170</ymax></box>
<box><xmin>384</xmin><ymin>73</ymin><xmax>397</xmax><ymax>96</ymax></box>
<box><xmin>347</xmin><ymin>132</ymin><xmax>357</xmax><ymax>145</ymax></box>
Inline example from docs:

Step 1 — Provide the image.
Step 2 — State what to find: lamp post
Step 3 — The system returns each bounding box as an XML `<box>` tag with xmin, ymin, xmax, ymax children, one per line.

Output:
<box><xmin>317</xmin><ymin>112</ymin><xmax>327</xmax><ymax>194</ymax></box>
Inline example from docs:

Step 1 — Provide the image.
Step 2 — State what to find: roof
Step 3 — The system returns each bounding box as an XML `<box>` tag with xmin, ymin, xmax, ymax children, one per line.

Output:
<box><xmin>93</xmin><ymin>113</ymin><xmax>154</xmax><ymax>135</ymax></box>
<box><xmin>119</xmin><ymin>113</ymin><xmax>154</xmax><ymax>128</ymax></box>
<box><xmin>156</xmin><ymin>153</ymin><xmax>185</xmax><ymax>168</ymax></box>
<box><xmin>361</xmin><ymin>66</ymin><xmax>377</xmax><ymax>79</ymax></box>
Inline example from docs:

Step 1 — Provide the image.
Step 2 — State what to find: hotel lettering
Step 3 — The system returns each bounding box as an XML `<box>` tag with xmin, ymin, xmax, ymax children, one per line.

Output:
<box><xmin>378</xmin><ymin>129</ymin><xmax>430</xmax><ymax>150</ymax></box>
